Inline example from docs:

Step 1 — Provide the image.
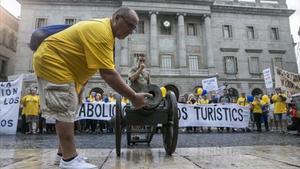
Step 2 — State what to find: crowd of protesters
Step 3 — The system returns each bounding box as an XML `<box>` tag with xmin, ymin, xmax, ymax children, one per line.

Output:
<box><xmin>17</xmin><ymin>86</ymin><xmax>300</xmax><ymax>135</ymax></box>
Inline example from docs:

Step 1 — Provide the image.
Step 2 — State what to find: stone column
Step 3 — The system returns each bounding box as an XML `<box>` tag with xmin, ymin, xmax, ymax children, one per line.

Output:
<box><xmin>204</xmin><ymin>15</ymin><xmax>215</xmax><ymax>71</ymax></box>
<box><xmin>177</xmin><ymin>13</ymin><xmax>186</xmax><ymax>68</ymax></box>
<box><xmin>120</xmin><ymin>37</ymin><xmax>129</xmax><ymax>66</ymax></box>
<box><xmin>149</xmin><ymin>11</ymin><xmax>159</xmax><ymax>67</ymax></box>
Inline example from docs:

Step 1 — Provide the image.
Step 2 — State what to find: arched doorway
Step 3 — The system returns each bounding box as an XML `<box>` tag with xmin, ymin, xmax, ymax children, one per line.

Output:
<box><xmin>251</xmin><ymin>88</ymin><xmax>263</xmax><ymax>96</ymax></box>
<box><xmin>89</xmin><ymin>87</ymin><xmax>104</xmax><ymax>95</ymax></box>
<box><xmin>228</xmin><ymin>87</ymin><xmax>239</xmax><ymax>100</ymax></box>
<box><xmin>164</xmin><ymin>84</ymin><xmax>179</xmax><ymax>100</ymax></box>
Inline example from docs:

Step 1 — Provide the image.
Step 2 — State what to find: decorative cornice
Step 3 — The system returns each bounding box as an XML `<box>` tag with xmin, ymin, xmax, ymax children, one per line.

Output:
<box><xmin>18</xmin><ymin>0</ymin><xmax>121</xmax><ymax>6</ymax></box>
<box><xmin>211</xmin><ymin>5</ymin><xmax>295</xmax><ymax>17</ymax></box>
<box><xmin>268</xmin><ymin>50</ymin><xmax>286</xmax><ymax>54</ymax></box>
<box><xmin>18</xmin><ymin>0</ymin><xmax>214</xmax><ymax>6</ymax></box>
<box><xmin>245</xmin><ymin>49</ymin><xmax>263</xmax><ymax>53</ymax></box>
<box><xmin>123</xmin><ymin>0</ymin><xmax>214</xmax><ymax>6</ymax></box>
<box><xmin>220</xmin><ymin>48</ymin><xmax>239</xmax><ymax>52</ymax></box>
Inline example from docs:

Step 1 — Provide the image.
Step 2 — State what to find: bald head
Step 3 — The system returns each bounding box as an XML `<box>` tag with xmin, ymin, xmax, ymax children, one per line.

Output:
<box><xmin>111</xmin><ymin>7</ymin><xmax>139</xmax><ymax>39</ymax></box>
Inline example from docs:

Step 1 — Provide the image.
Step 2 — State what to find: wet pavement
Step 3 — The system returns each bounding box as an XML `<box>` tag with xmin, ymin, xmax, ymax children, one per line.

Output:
<box><xmin>0</xmin><ymin>132</ymin><xmax>299</xmax><ymax>168</ymax></box>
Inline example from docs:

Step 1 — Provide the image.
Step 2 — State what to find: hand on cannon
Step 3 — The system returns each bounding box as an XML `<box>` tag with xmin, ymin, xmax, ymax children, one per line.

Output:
<box><xmin>132</xmin><ymin>92</ymin><xmax>153</xmax><ymax>110</ymax></box>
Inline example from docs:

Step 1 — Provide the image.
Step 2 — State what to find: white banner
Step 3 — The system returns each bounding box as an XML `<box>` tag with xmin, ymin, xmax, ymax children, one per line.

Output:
<box><xmin>275</xmin><ymin>67</ymin><xmax>300</xmax><ymax>94</ymax></box>
<box><xmin>75</xmin><ymin>102</ymin><xmax>125</xmax><ymax>121</ymax></box>
<box><xmin>178</xmin><ymin>103</ymin><xmax>250</xmax><ymax>128</ymax></box>
<box><xmin>45</xmin><ymin>102</ymin><xmax>251</xmax><ymax>128</ymax></box>
<box><xmin>263</xmin><ymin>68</ymin><xmax>273</xmax><ymax>89</ymax></box>
<box><xmin>0</xmin><ymin>75</ymin><xmax>23</xmax><ymax>135</ymax></box>
<box><xmin>202</xmin><ymin>77</ymin><xmax>218</xmax><ymax>92</ymax></box>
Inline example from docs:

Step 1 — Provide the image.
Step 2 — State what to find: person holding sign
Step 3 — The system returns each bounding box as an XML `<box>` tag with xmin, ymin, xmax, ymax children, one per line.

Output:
<box><xmin>33</xmin><ymin>7</ymin><xmax>151</xmax><ymax>169</ymax></box>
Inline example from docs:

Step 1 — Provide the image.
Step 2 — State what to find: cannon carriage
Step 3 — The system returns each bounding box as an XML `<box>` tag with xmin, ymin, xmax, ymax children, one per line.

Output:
<box><xmin>114</xmin><ymin>84</ymin><xmax>179</xmax><ymax>157</ymax></box>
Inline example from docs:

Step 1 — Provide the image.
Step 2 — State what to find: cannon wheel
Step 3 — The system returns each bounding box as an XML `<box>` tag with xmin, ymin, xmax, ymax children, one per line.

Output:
<box><xmin>162</xmin><ymin>91</ymin><xmax>179</xmax><ymax>155</ymax></box>
<box><xmin>115</xmin><ymin>94</ymin><xmax>122</xmax><ymax>157</ymax></box>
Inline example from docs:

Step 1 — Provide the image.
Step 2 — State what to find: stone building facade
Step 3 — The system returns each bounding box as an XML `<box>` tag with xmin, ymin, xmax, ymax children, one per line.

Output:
<box><xmin>0</xmin><ymin>6</ymin><xmax>19</xmax><ymax>81</ymax></box>
<box><xmin>15</xmin><ymin>0</ymin><xmax>297</xmax><ymax>98</ymax></box>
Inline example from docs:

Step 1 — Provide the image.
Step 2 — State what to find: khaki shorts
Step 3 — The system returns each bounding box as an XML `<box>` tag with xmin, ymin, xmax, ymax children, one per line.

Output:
<box><xmin>37</xmin><ymin>78</ymin><xmax>78</xmax><ymax>123</ymax></box>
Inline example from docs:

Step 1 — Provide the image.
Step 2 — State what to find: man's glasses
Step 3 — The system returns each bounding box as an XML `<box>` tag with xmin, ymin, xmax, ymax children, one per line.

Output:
<box><xmin>120</xmin><ymin>16</ymin><xmax>136</xmax><ymax>31</ymax></box>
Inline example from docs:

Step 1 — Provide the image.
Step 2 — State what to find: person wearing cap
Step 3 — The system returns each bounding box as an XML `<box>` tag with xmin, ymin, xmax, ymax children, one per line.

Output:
<box><xmin>33</xmin><ymin>7</ymin><xmax>151</xmax><ymax>169</ymax></box>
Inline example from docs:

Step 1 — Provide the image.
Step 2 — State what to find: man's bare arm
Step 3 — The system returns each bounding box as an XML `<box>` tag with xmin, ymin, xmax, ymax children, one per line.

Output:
<box><xmin>100</xmin><ymin>69</ymin><xmax>151</xmax><ymax>109</ymax></box>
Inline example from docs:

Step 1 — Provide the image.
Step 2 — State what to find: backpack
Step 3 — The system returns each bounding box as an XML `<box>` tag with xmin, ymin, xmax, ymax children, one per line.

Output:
<box><xmin>29</xmin><ymin>24</ymin><xmax>71</xmax><ymax>51</ymax></box>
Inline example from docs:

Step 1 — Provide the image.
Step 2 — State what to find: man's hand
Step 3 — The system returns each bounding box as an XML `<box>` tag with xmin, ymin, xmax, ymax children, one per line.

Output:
<box><xmin>131</xmin><ymin>92</ymin><xmax>153</xmax><ymax>110</ymax></box>
<box><xmin>139</xmin><ymin>63</ymin><xmax>145</xmax><ymax>70</ymax></box>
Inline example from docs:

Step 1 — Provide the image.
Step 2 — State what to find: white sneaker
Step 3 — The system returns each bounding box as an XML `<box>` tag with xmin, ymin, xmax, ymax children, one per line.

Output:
<box><xmin>59</xmin><ymin>156</ymin><xmax>97</xmax><ymax>169</ymax></box>
<box><xmin>55</xmin><ymin>154</ymin><xmax>89</xmax><ymax>165</ymax></box>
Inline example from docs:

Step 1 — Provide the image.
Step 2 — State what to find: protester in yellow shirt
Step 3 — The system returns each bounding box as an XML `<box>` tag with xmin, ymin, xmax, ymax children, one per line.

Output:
<box><xmin>237</xmin><ymin>93</ymin><xmax>247</xmax><ymax>106</ymax></box>
<box><xmin>236</xmin><ymin>92</ymin><xmax>251</xmax><ymax>132</ymax></box>
<box><xmin>108</xmin><ymin>91</ymin><xmax>116</xmax><ymax>102</ymax></box>
<box><xmin>21</xmin><ymin>88</ymin><xmax>40</xmax><ymax>134</ymax></box>
<box><xmin>33</xmin><ymin>7</ymin><xmax>151</xmax><ymax>168</ymax></box>
<box><xmin>272</xmin><ymin>88</ymin><xmax>287</xmax><ymax>132</ymax></box>
<box><xmin>198</xmin><ymin>95</ymin><xmax>211</xmax><ymax>132</ymax></box>
<box><xmin>251</xmin><ymin>96</ymin><xmax>262</xmax><ymax>132</ymax></box>
<box><xmin>121</xmin><ymin>97</ymin><xmax>129</xmax><ymax>104</ymax></box>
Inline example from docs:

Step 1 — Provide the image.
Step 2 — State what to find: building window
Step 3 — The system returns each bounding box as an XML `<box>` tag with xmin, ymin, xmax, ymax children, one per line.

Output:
<box><xmin>223</xmin><ymin>25</ymin><xmax>232</xmax><ymax>38</ymax></box>
<box><xmin>248</xmin><ymin>57</ymin><xmax>260</xmax><ymax>74</ymax></box>
<box><xmin>187</xmin><ymin>23</ymin><xmax>197</xmax><ymax>36</ymax></box>
<box><xmin>247</xmin><ymin>26</ymin><xmax>255</xmax><ymax>39</ymax></box>
<box><xmin>274</xmin><ymin>57</ymin><xmax>283</xmax><ymax>68</ymax></box>
<box><xmin>188</xmin><ymin>55</ymin><xmax>199</xmax><ymax>70</ymax></box>
<box><xmin>65</xmin><ymin>18</ymin><xmax>77</xmax><ymax>25</ymax></box>
<box><xmin>271</xmin><ymin>27</ymin><xmax>279</xmax><ymax>40</ymax></box>
<box><xmin>161</xmin><ymin>20</ymin><xmax>172</xmax><ymax>35</ymax></box>
<box><xmin>161</xmin><ymin>55</ymin><xmax>172</xmax><ymax>69</ymax></box>
<box><xmin>35</xmin><ymin>18</ymin><xmax>47</xmax><ymax>29</ymax></box>
<box><xmin>135</xmin><ymin>21</ymin><xmax>144</xmax><ymax>34</ymax></box>
<box><xmin>224</xmin><ymin>56</ymin><xmax>238</xmax><ymax>74</ymax></box>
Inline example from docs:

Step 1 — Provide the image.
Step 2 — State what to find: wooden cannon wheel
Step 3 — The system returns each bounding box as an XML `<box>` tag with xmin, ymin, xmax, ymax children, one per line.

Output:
<box><xmin>115</xmin><ymin>94</ymin><xmax>122</xmax><ymax>157</ymax></box>
<box><xmin>162</xmin><ymin>91</ymin><xmax>179</xmax><ymax>155</ymax></box>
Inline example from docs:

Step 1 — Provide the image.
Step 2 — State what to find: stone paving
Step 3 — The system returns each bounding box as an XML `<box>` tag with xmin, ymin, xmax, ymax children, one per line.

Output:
<box><xmin>0</xmin><ymin>132</ymin><xmax>299</xmax><ymax>168</ymax></box>
<box><xmin>1</xmin><ymin>146</ymin><xmax>300</xmax><ymax>169</ymax></box>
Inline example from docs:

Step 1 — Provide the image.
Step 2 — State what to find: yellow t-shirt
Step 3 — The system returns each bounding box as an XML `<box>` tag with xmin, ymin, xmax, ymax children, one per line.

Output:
<box><xmin>109</xmin><ymin>96</ymin><xmax>116</xmax><ymax>103</ymax></box>
<box><xmin>251</xmin><ymin>100</ymin><xmax>262</xmax><ymax>113</ymax></box>
<box><xmin>272</xmin><ymin>94</ymin><xmax>287</xmax><ymax>114</ymax></box>
<box><xmin>21</xmin><ymin>95</ymin><xmax>40</xmax><ymax>116</ymax></box>
<box><xmin>121</xmin><ymin>98</ymin><xmax>129</xmax><ymax>104</ymax></box>
<box><xmin>199</xmin><ymin>99</ymin><xmax>209</xmax><ymax>104</ymax></box>
<box><xmin>33</xmin><ymin>18</ymin><xmax>115</xmax><ymax>93</ymax></box>
<box><xmin>237</xmin><ymin>97</ymin><xmax>247</xmax><ymax>106</ymax></box>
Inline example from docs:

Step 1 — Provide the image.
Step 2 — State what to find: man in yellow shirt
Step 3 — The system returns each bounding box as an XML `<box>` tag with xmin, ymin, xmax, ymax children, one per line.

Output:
<box><xmin>236</xmin><ymin>92</ymin><xmax>251</xmax><ymax>132</ymax></box>
<box><xmin>272</xmin><ymin>88</ymin><xmax>287</xmax><ymax>132</ymax></box>
<box><xmin>33</xmin><ymin>7</ymin><xmax>150</xmax><ymax>169</ymax></box>
<box><xmin>237</xmin><ymin>92</ymin><xmax>247</xmax><ymax>106</ymax></box>
<box><xmin>251</xmin><ymin>95</ymin><xmax>263</xmax><ymax>132</ymax></box>
<box><xmin>21</xmin><ymin>88</ymin><xmax>40</xmax><ymax>134</ymax></box>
